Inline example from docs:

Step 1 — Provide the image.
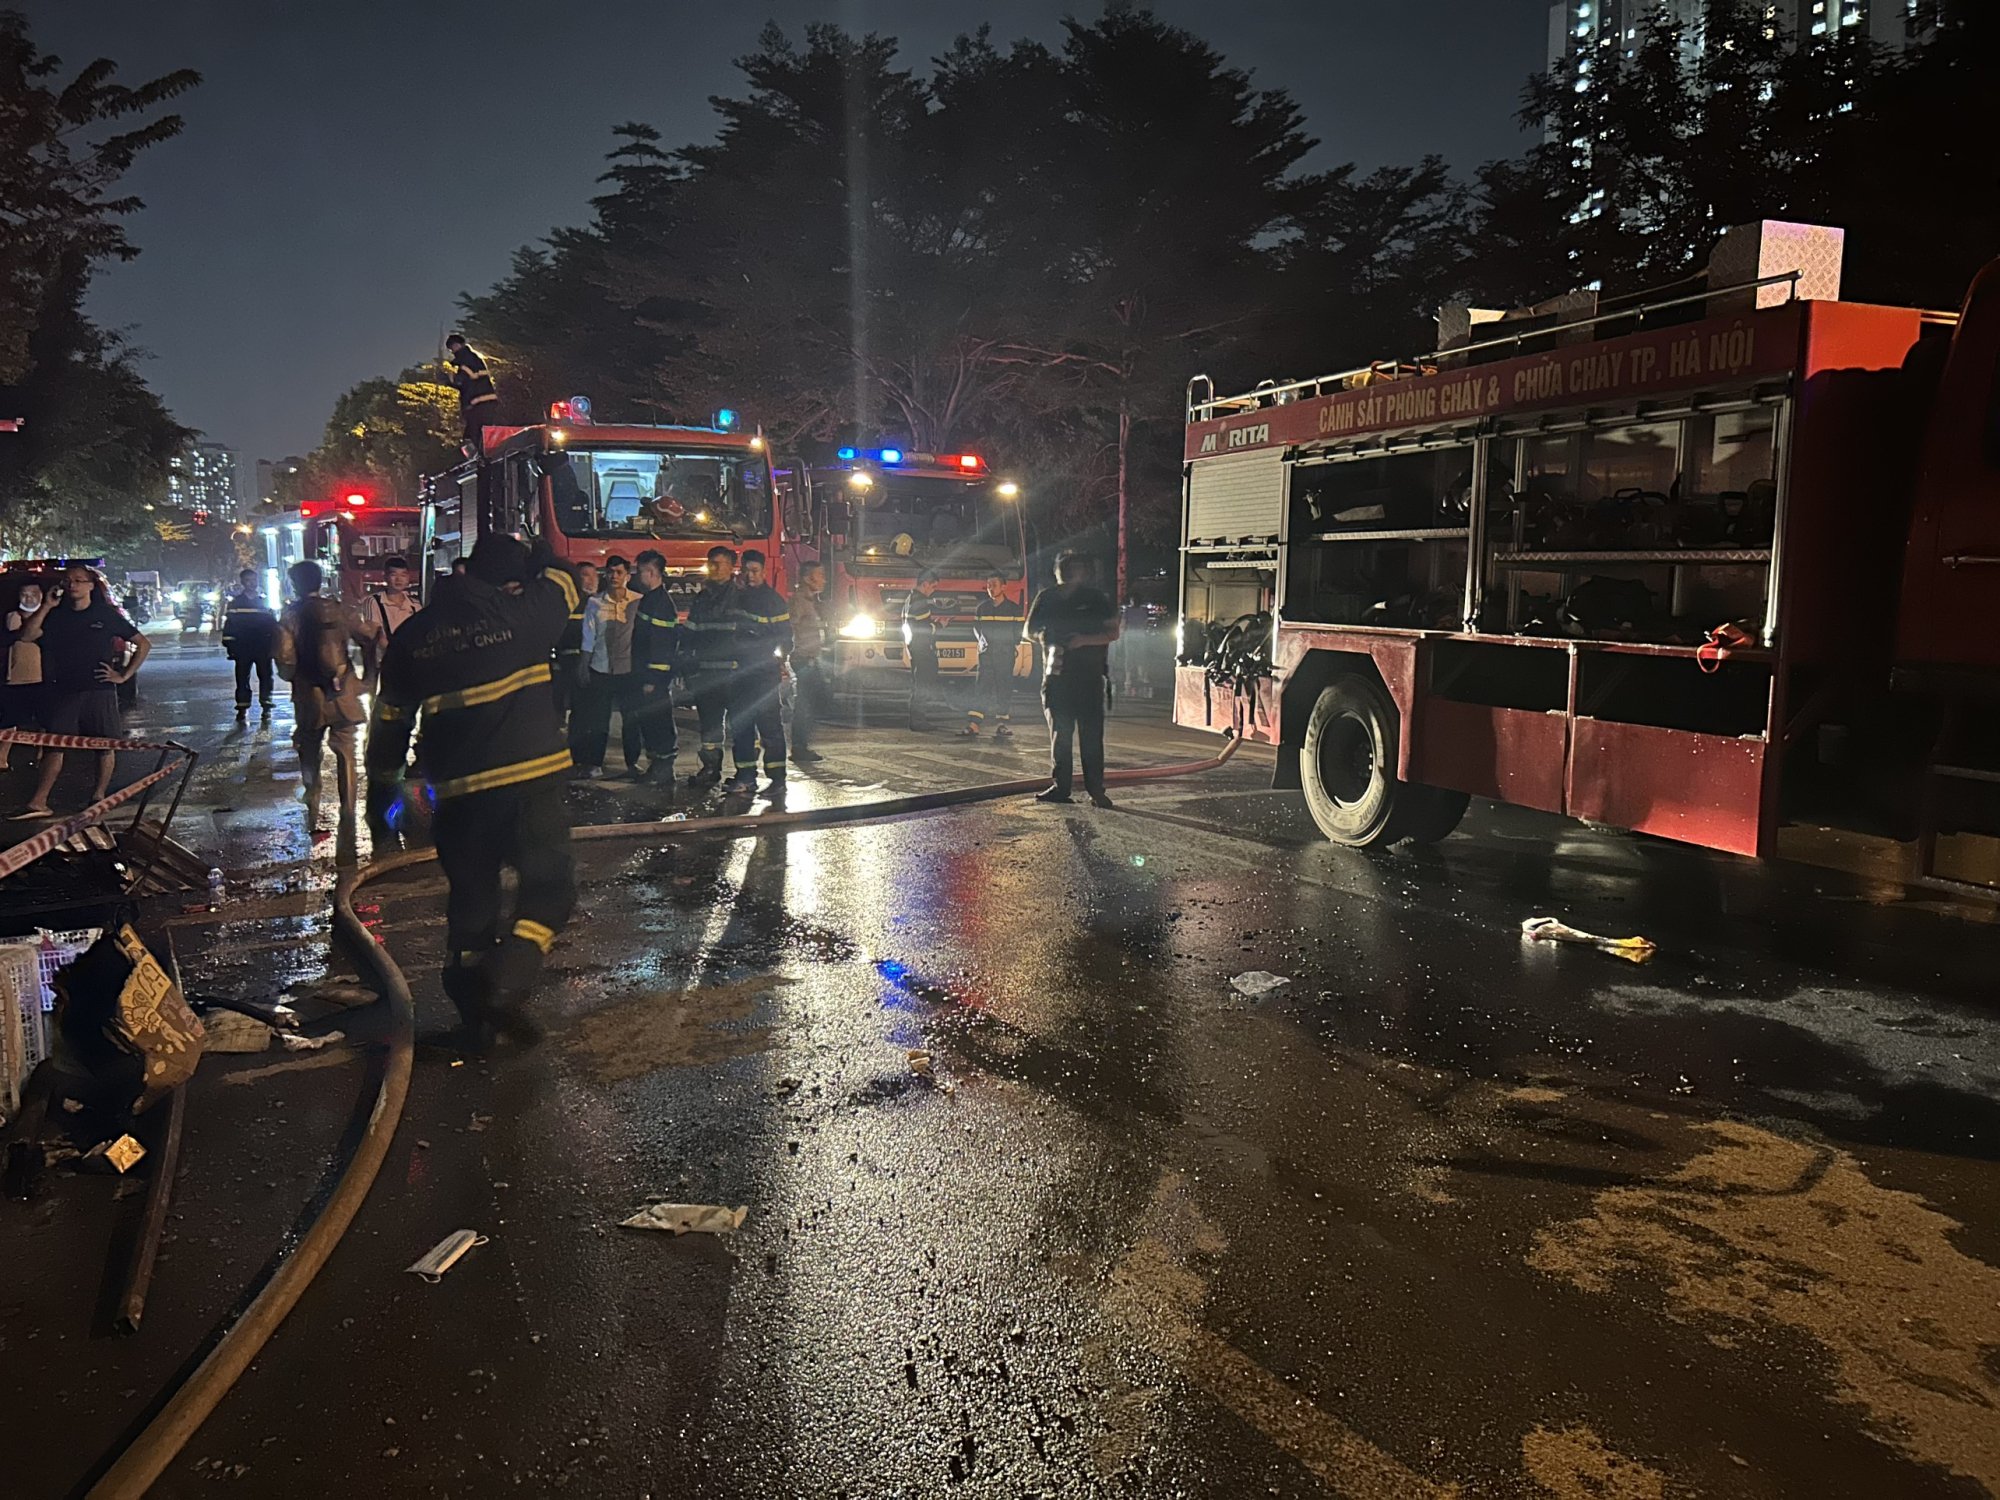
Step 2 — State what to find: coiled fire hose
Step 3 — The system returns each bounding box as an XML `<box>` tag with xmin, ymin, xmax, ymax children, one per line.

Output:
<box><xmin>84</xmin><ymin>732</ymin><xmax>1241</xmax><ymax>1497</ymax></box>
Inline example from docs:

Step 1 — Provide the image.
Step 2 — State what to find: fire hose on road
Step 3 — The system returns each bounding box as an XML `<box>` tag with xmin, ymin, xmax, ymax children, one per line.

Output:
<box><xmin>84</xmin><ymin>732</ymin><xmax>1241</xmax><ymax>1497</ymax></box>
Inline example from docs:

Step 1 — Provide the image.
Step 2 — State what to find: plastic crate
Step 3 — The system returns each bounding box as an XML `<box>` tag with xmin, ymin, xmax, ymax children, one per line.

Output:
<box><xmin>36</xmin><ymin>926</ymin><xmax>101</xmax><ymax>1013</ymax></box>
<box><xmin>0</xmin><ymin>940</ymin><xmax>45</xmax><ymax>1117</ymax></box>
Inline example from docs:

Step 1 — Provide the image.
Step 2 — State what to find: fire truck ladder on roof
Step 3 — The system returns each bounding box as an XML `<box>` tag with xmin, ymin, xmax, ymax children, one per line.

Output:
<box><xmin>1186</xmin><ymin>270</ymin><xmax>1807</xmax><ymax>424</ymax></box>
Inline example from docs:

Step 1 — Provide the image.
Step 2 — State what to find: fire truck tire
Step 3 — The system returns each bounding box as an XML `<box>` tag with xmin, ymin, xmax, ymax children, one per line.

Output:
<box><xmin>1389</xmin><ymin>783</ymin><xmax>1470</xmax><ymax>845</ymax></box>
<box><xmin>1300</xmin><ymin>675</ymin><xmax>1402</xmax><ymax>846</ymax></box>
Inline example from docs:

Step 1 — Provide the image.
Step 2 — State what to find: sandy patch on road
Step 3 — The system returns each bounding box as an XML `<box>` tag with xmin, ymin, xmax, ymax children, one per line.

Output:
<box><xmin>565</xmin><ymin>973</ymin><xmax>787</xmax><ymax>1082</ymax></box>
<box><xmin>1529</xmin><ymin>1118</ymin><xmax>2000</xmax><ymax>1490</ymax></box>
<box><xmin>1521</xmin><ymin>1425</ymin><xmax>1665</xmax><ymax>1499</ymax></box>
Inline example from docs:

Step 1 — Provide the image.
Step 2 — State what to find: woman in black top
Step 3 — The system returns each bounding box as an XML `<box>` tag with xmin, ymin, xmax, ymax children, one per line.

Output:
<box><xmin>14</xmin><ymin>564</ymin><xmax>148</xmax><ymax>817</ymax></box>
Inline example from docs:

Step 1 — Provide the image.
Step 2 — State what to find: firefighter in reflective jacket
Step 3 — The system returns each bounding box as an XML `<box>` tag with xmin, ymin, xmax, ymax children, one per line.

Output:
<box><xmin>965</xmin><ymin>570</ymin><xmax>1022</xmax><ymax>739</ymax></box>
<box><xmin>551</xmin><ymin>558</ymin><xmax>596</xmax><ymax>730</ymax></box>
<box><xmin>631</xmin><ymin>549</ymin><xmax>679</xmax><ymax>784</ymax></box>
<box><xmin>728</xmin><ymin>547</ymin><xmax>790</xmax><ymax>789</ymax></box>
<box><xmin>902</xmin><ymin>569</ymin><xmax>944</xmax><ymax>731</ymax></box>
<box><xmin>678</xmin><ymin>544</ymin><xmax>743</xmax><ymax>788</ymax></box>
<box><xmin>368</xmin><ymin>533</ymin><xmax>580</xmax><ymax>1051</ymax></box>
<box><xmin>445</xmin><ymin>332</ymin><xmax>499</xmax><ymax>446</ymax></box>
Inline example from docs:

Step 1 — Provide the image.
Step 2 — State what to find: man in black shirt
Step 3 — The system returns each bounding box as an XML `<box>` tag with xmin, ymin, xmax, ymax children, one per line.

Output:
<box><xmin>1025</xmin><ymin>551</ymin><xmax>1120</xmax><ymax>808</ymax></box>
<box><xmin>445</xmin><ymin>332</ymin><xmax>499</xmax><ymax>447</ymax></box>
<box><xmin>15</xmin><ymin>564</ymin><xmax>149</xmax><ymax>817</ymax></box>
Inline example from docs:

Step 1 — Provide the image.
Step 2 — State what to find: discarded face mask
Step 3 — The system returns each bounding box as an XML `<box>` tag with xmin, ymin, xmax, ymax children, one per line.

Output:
<box><xmin>407</xmin><ymin>1229</ymin><xmax>488</xmax><ymax>1281</ymax></box>
<box><xmin>1520</xmin><ymin>917</ymin><xmax>1657</xmax><ymax>965</ymax></box>
<box><xmin>1229</xmin><ymin>971</ymin><xmax>1292</xmax><ymax>999</ymax></box>
<box><xmin>619</xmin><ymin>1202</ymin><xmax>748</xmax><ymax>1235</ymax></box>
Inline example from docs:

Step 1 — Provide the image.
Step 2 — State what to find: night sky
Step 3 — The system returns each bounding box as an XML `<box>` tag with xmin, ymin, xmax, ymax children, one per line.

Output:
<box><xmin>24</xmin><ymin>0</ymin><xmax>1551</xmax><ymax>475</ymax></box>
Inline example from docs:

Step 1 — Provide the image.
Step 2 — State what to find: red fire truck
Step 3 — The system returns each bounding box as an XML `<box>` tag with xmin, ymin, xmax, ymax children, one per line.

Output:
<box><xmin>781</xmin><ymin>445</ymin><xmax>1028</xmax><ymax>688</ymax></box>
<box><xmin>421</xmin><ymin>400</ymin><xmax>782</xmax><ymax>602</ymax></box>
<box><xmin>1175</xmin><ymin>222</ymin><xmax>2000</xmax><ymax>892</ymax></box>
<box><xmin>300</xmin><ymin>492</ymin><xmax>421</xmax><ymax>606</ymax></box>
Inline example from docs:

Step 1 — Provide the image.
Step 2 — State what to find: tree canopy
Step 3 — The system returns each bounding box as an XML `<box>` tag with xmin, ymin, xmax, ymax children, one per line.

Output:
<box><xmin>0</xmin><ymin>9</ymin><xmax>198</xmax><ymax>556</ymax></box>
<box><xmin>303</xmin><ymin>0</ymin><xmax>1997</xmax><ymax>589</ymax></box>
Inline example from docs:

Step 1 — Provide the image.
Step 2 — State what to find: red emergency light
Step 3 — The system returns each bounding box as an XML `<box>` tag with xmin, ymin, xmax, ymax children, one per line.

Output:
<box><xmin>300</xmin><ymin>502</ymin><xmax>318</xmax><ymax>519</ymax></box>
<box><xmin>343</xmin><ymin>491</ymin><xmax>368</xmax><ymax>507</ymax></box>
<box><xmin>943</xmin><ymin>453</ymin><xmax>985</xmax><ymax>472</ymax></box>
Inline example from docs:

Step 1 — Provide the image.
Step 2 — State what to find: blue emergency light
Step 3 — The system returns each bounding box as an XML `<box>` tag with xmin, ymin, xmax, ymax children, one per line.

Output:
<box><xmin>715</xmin><ymin>408</ymin><xmax>738</xmax><ymax>430</ymax></box>
<box><xmin>836</xmin><ymin>446</ymin><xmax>858</xmax><ymax>460</ymax></box>
<box><xmin>880</xmin><ymin>448</ymin><xmax>903</xmax><ymax>464</ymax></box>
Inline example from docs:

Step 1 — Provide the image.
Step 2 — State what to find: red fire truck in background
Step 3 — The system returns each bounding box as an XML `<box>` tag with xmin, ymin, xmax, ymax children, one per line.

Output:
<box><xmin>780</xmin><ymin>445</ymin><xmax>1028</xmax><ymax>689</ymax></box>
<box><xmin>1175</xmin><ymin>220</ymin><xmax>2000</xmax><ymax>895</ymax></box>
<box><xmin>421</xmin><ymin>399</ymin><xmax>783</xmax><ymax>604</ymax></box>
<box><xmin>300</xmin><ymin>491</ymin><xmax>421</xmax><ymax>606</ymax></box>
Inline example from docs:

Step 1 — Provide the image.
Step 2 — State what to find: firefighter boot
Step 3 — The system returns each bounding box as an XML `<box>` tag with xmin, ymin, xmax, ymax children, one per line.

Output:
<box><xmin>688</xmin><ymin>748</ymin><xmax>724</xmax><ymax>789</ymax></box>
<box><xmin>424</xmin><ymin>961</ymin><xmax>497</xmax><ymax>1056</ymax></box>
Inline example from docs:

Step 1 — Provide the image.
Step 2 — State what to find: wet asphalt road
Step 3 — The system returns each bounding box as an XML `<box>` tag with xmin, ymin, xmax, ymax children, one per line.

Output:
<box><xmin>9</xmin><ymin>635</ymin><xmax>2000</xmax><ymax>1499</ymax></box>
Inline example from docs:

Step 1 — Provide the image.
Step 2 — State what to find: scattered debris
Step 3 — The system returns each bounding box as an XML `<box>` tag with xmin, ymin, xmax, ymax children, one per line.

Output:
<box><xmin>82</xmin><ymin>1135</ymin><xmax>146</xmax><ymax>1174</ymax></box>
<box><xmin>221</xmin><ymin>1049</ymin><xmax>354</xmax><ymax>1085</ymax></box>
<box><xmin>907</xmin><ymin>1049</ymin><xmax>934</xmax><ymax>1078</ymax></box>
<box><xmin>189</xmin><ymin>993</ymin><xmax>300</xmax><ymax>1031</ymax></box>
<box><xmin>619</xmin><ymin>1202</ymin><xmax>748</xmax><ymax>1235</ymax></box>
<box><xmin>288</xmin><ymin>982</ymin><xmax>377</xmax><ymax>1011</ymax></box>
<box><xmin>407</xmin><ymin>1229</ymin><xmax>488</xmax><ymax>1281</ymax></box>
<box><xmin>1520</xmin><ymin>917</ymin><xmax>1657</xmax><ymax>965</ymax></box>
<box><xmin>57</xmin><ymin>926</ymin><xmax>205</xmax><ymax>1112</ymax></box>
<box><xmin>201</xmin><ymin>1010</ymin><xmax>274</xmax><ymax>1054</ymax></box>
<box><xmin>1229</xmin><ymin>970</ymin><xmax>1293</xmax><ymax>999</ymax></box>
<box><xmin>278</xmin><ymin>1029</ymin><xmax>345</xmax><ymax>1052</ymax></box>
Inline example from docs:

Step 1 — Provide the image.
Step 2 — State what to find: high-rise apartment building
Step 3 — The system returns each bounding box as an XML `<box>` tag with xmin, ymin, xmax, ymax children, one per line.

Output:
<box><xmin>167</xmin><ymin>440</ymin><xmax>239</xmax><ymax>520</ymax></box>
<box><xmin>1547</xmin><ymin>0</ymin><xmax>1925</xmax><ymax>89</ymax></box>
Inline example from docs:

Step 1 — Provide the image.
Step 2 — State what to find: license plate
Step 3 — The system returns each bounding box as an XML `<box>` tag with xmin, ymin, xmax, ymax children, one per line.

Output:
<box><xmin>938</xmin><ymin>647</ymin><xmax>967</xmax><ymax>660</ymax></box>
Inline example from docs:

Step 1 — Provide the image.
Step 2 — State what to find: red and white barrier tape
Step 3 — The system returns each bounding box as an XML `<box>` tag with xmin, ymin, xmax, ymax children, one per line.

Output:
<box><xmin>0</xmin><ymin>726</ymin><xmax>187</xmax><ymax>754</ymax></box>
<box><xmin>0</xmin><ymin>752</ymin><xmax>193</xmax><ymax>880</ymax></box>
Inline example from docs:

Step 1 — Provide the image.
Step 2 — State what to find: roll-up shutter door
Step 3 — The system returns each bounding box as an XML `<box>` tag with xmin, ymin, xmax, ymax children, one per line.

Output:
<box><xmin>1188</xmin><ymin>451</ymin><xmax>1284</xmax><ymax>542</ymax></box>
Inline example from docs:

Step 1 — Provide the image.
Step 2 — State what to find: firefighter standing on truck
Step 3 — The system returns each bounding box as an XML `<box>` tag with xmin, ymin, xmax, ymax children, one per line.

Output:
<box><xmin>964</xmin><ymin>570</ymin><xmax>1021</xmax><ymax>739</ymax></box>
<box><xmin>902</xmin><ymin>569</ymin><xmax>944</xmax><ymax>732</ymax></box>
<box><xmin>367</xmin><ymin>533</ymin><xmax>580</xmax><ymax>1053</ymax></box>
<box><xmin>729</xmin><ymin>548</ymin><xmax>789</xmax><ymax>790</ymax></box>
<box><xmin>679</xmin><ymin>544</ymin><xmax>744</xmax><ymax>789</ymax></box>
<box><xmin>444</xmin><ymin>332</ymin><xmax>499</xmax><ymax>447</ymax></box>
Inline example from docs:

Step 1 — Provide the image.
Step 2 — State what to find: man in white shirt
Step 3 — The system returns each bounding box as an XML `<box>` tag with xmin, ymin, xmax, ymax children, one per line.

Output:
<box><xmin>362</xmin><ymin>556</ymin><xmax>420</xmax><ymax>684</ymax></box>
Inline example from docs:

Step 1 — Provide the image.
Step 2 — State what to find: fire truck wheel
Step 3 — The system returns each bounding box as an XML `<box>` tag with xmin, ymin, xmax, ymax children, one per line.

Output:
<box><xmin>1389</xmin><ymin>784</ymin><xmax>1470</xmax><ymax>845</ymax></box>
<box><xmin>1300</xmin><ymin>675</ymin><xmax>1402</xmax><ymax>846</ymax></box>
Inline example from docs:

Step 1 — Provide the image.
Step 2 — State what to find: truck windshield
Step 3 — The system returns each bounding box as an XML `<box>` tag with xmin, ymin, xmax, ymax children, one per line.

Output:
<box><xmin>846</xmin><ymin>474</ymin><xmax>1019</xmax><ymax>569</ymax></box>
<box><xmin>540</xmin><ymin>447</ymin><xmax>771</xmax><ymax>540</ymax></box>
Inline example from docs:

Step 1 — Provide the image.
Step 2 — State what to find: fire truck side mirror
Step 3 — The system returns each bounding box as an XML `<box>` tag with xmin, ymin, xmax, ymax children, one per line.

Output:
<box><xmin>826</xmin><ymin>501</ymin><xmax>854</xmax><ymax>538</ymax></box>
